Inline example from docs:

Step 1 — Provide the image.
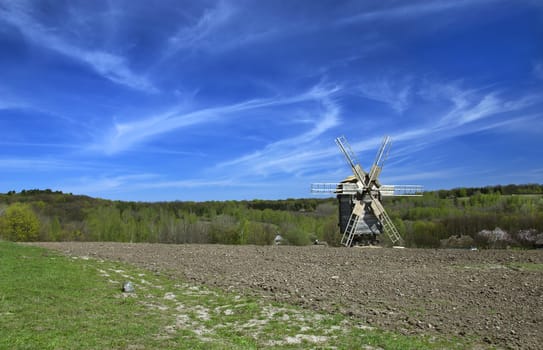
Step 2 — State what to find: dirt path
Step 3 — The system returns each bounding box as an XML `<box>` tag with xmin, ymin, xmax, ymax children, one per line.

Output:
<box><xmin>30</xmin><ymin>242</ymin><xmax>543</xmax><ymax>349</ymax></box>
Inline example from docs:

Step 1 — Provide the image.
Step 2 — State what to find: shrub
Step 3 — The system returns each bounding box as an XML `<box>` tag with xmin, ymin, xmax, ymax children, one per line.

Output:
<box><xmin>440</xmin><ymin>235</ymin><xmax>475</xmax><ymax>248</ymax></box>
<box><xmin>0</xmin><ymin>203</ymin><xmax>40</xmax><ymax>241</ymax></box>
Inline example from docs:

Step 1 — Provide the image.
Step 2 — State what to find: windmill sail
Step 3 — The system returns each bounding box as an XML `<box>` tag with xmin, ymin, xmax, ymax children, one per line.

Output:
<box><xmin>370</xmin><ymin>198</ymin><xmax>402</xmax><ymax>245</ymax></box>
<box><xmin>368</xmin><ymin>136</ymin><xmax>391</xmax><ymax>185</ymax></box>
<box><xmin>335</xmin><ymin>136</ymin><xmax>367</xmax><ymax>186</ymax></box>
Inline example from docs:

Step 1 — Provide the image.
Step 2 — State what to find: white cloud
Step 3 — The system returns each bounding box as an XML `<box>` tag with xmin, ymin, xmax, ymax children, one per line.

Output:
<box><xmin>142</xmin><ymin>178</ymin><xmax>234</xmax><ymax>189</ymax></box>
<box><xmin>0</xmin><ymin>157</ymin><xmax>88</xmax><ymax>171</ymax></box>
<box><xmin>383</xmin><ymin>169</ymin><xmax>459</xmax><ymax>184</ymax></box>
<box><xmin>97</xmin><ymin>98</ymin><xmax>274</xmax><ymax>154</ymax></box>
<box><xmin>216</xmin><ymin>97</ymin><xmax>341</xmax><ymax>177</ymax></box>
<box><xmin>60</xmin><ymin>173</ymin><xmax>159</xmax><ymax>195</ymax></box>
<box><xmin>338</xmin><ymin>0</ymin><xmax>501</xmax><ymax>25</ymax></box>
<box><xmin>157</xmin><ymin>0</ymin><xmax>240</xmax><ymax>63</ymax></box>
<box><xmin>330</xmin><ymin>79</ymin><xmax>543</xmax><ymax>172</ymax></box>
<box><xmin>0</xmin><ymin>141</ymin><xmax>79</xmax><ymax>149</ymax></box>
<box><xmin>167</xmin><ymin>1</ymin><xmax>236</xmax><ymax>50</ymax></box>
<box><xmin>358</xmin><ymin>78</ymin><xmax>412</xmax><ymax>113</ymax></box>
<box><xmin>59</xmin><ymin>173</ymin><xmax>274</xmax><ymax>198</ymax></box>
<box><xmin>214</xmin><ymin>78</ymin><xmax>541</xmax><ymax>185</ymax></box>
<box><xmin>435</xmin><ymin>86</ymin><xmax>539</xmax><ymax>128</ymax></box>
<box><xmin>95</xmin><ymin>83</ymin><xmax>341</xmax><ymax>155</ymax></box>
<box><xmin>81</xmin><ymin>51</ymin><xmax>155</xmax><ymax>92</ymax></box>
<box><xmin>0</xmin><ymin>2</ymin><xmax>155</xmax><ymax>92</ymax></box>
<box><xmin>156</xmin><ymin>0</ymin><xmax>304</xmax><ymax>64</ymax></box>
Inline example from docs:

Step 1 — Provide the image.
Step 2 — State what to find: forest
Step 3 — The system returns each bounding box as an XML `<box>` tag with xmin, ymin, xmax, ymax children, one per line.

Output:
<box><xmin>0</xmin><ymin>184</ymin><xmax>542</xmax><ymax>248</ymax></box>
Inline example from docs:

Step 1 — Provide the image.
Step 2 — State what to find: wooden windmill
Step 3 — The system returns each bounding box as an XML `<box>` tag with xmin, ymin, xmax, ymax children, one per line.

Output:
<box><xmin>312</xmin><ymin>136</ymin><xmax>423</xmax><ymax>246</ymax></box>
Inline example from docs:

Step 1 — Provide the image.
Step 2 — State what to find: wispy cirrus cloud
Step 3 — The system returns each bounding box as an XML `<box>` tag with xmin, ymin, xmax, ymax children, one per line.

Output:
<box><xmin>306</xmin><ymin>79</ymin><xmax>542</xmax><ymax>187</ymax></box>
<box><xmin>0</xmin><ymin>1</ymin><xmax>155</xmax><ymax>93</ymax></box>
<box><xmin>337</xmin><ymin>77</ymin><xmax>542</xmax><ymax>158</ymax></box>
<box><xmin>0</xmin><ymin>157</ymin><xmax>89</xmax><ymax>172</ymax></box>
<box><xmin>338</xmin><ymin>0</ymin><xmax>501</xmax><ymax>25</ymax></box>
<box><xmin>213</xmin><ymin>77</ymin><xmax>541</xmax><ymax>184</ymax></box>
<box><xmin>157</xmin><ymin>0</ymin><xmax>303</xmax><ymax>63</ymax></box>
<box><xmin>383</xmin><ymin>169</ymin><xmax>460</xmax><ymax>184</ymax></box>
<box><xmin>60</xmin><ymin>173</ymin><xmax>158</xmax><ymax>195</ymax></box>
<box><xmin>165</xmin><ymin>0</ymin><xmax>236</xmax><ymax>53</ymax></box>
<box><xmin>95</xmin><ymin>83</ymin><xmax>341</xmax><ymax>155</ymax></box>
<box><xmin>215</xmin><ymin>95</ymin><xmax>341</xmax><ymax>177</ymax></box>
<box><xmin>429</xmin><ymin>84</ymin><xmax>541</xmax><ymax>128</ymax></box>
<box><xmin>58</xmin><ymin>173</ymin><xmax>278</xmax><ymax>200</ymax></box>
<box><xmin>385</xmin><ymin>81</ymin><xmax>543</xmax><ymax>163</ymax></box>
<box><xmin>0</xmin><ymin>141</ymin><xmax>80</xmax><ymax>150</ymax></box>
<box><xmin>358</xmin><ymin>77</ymin><xmax>412</xmax><ymax>113</ymax></box>
<box><xmin>352</xmin><ymin>84</ymin><xmax>542</xmax><ymax>187</ymax></box>
<box><xmin>0</xmin><ymin>99</ymin><xmax>17</xmax><ymax>111</ymax></box>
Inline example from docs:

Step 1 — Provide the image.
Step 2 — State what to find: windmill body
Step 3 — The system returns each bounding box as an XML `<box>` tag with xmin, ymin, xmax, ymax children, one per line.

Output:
<box><xmin>311</xmin><ymin>136</ymin><xmax>422</xmax><ymax>246</ymax></box>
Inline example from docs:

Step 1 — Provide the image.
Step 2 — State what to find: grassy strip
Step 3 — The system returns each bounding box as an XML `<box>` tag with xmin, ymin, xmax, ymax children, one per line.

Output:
<box><xmin>1</xmin><ymin>241</ymin><xmax>472</xmax><ymax>349</ymax></box>
<box><xmin>506</xmin><ymin>262</ymin><xmax>543</xmax><ymax>272</ymax></box>
<box><xmin>460</xmin><ymin>262</ymin><xmax>543</xmax><ymax>272</ymax></box>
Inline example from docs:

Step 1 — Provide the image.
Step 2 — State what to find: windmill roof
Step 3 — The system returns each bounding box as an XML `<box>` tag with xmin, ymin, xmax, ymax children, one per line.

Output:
<box><xmin>340</xmin><ymin>175</ymin><xmax>358</xmax><ymax>183</ymax></box>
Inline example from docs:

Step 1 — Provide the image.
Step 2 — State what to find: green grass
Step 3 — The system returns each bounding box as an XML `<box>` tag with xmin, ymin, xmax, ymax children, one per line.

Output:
<box><xmin>505</xmin><ymin>262</ymin><xmax>543</xmax><ymax>272</ymax></box>
<box><xmin>0</xmin><ymin>241</ymin><xmax>477</xmax><ymax>349</ymax></box>
<box><xmin>460</xmin><ymin>262</ymin><xmax>543</xmax><ymax>272</ymax></box>
<box><xmin>0</xmin><ymin>242</ymin><xmax>168</xmax><ymax>349</ymax></box>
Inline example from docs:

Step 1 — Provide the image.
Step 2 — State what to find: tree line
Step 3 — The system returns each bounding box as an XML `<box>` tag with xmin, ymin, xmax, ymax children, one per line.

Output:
<box><xmin>0</xmin><ymin>184</ymin><xmax>542</xmax><ymax>248</ymax></box>
<box><xmin>386</xmin><ymin>186</ymin><xmax>543</xmax><ymax>248</ymax></box>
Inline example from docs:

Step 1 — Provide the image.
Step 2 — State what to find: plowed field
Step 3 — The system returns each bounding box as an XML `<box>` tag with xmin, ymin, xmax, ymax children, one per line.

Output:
<box><xmin>31</xmin><ymin>242</ymin><xmax>543</xmax><ymax>349</ymax></box>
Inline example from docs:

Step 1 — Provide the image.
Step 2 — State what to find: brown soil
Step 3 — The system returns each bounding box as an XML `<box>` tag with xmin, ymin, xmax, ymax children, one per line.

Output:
<box><xmin>30</xmin><ymin>242</ymin><xmax>543</xmax><ymax>349</ymax></box>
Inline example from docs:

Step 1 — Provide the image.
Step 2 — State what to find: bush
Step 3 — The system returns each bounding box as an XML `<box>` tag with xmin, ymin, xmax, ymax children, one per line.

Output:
<box><xmin>321</xmin><ymin>217</ymin><xmax>341</xmax><ymax>246</ymax></box>
<box><xmin>440</xmin><ymin>235</ymin><xmax>475</xmax><ymax>248</ymax></box>
<box><xmin>0</xmin><ymin>203</ymin><xmax>40</xmax><ymax>241</ymax></box>
<box><xmin>475</xmin><ymin>227</ymin><xmax>514</xmax><ymax>248</ymax></box>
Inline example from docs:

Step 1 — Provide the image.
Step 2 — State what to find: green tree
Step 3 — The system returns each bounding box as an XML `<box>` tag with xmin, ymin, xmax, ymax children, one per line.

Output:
<box><xmin>411</xmin><ymin>221</ymin><xmax>440</xmax><ymax>248</ymax></box>
<box><xmin>121</xmin><ymin>209</ymin><xmax>138</xmax><ymax>242</ymax></box>
<box><xmin>238</xmin><ymin>219</ymin><xmax>249</xmax><ymax>245</ymax></box>
<box><xmin>281</xmin><ymin>222</ymin><xmax>310</xmax><ymax>246</ymax></box>
<box><xmin>49</xmin><ymin>216</ymin><xmax>62</xmax><ymax>241</ymax></box>
<box><xmin>320</xmin><ymin>216</ymin><xmax>340</xmax><ymax>246</ymax></box>
<box><xmin>85</xmin><ymin>206</ymin><xmax>122</xmax><ymax>241</ymax></box>
<box><xmin>0</xmin><ymin>203</ymin><xmax>40</xmax><ymax>241</ymax></box>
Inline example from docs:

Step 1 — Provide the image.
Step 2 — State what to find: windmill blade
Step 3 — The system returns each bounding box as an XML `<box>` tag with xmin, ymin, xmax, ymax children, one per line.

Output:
<box><xmin>340</xmin><ymin>201</ymin><xmax>364</xmax><ymax>247</ymax></box>
<box><xmin>311</xmin><ymin>182</ymin><xmax>360</xmax><ymax>195</ymax></box>
<box><xmin>311</xmin><ymin>182</ymin><xmax>339</xmax><ymax>194</ymax></box>
<box><xmin>310</xmin><ymin>183</ymin><xmax>337</xmax><ymax>194</ymax></box>
<box><xmin>380</xmin><ymin>185</ymin><xmax>424</xmax><ymax>196</ymax></box>
<box><xmin>368</xmin><ymin>136</ymin><xmax>392</xmax><ymax>184</ymax></box>
<box><xmin>369</xmin><ymin>198</ymin><xmax>403</xmax><ymax>245</ymax></box>
<box><xmin>335</xmin><ymin>136</ymin><xmax>368</xmax><ymax>186</ymax></box>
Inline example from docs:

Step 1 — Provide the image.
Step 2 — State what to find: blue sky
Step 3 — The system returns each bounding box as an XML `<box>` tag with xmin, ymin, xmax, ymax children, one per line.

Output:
<box><xmin>0</xmin><ymin>0</ymin><xmax>542</xmax><ymax>201</ymax></box>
